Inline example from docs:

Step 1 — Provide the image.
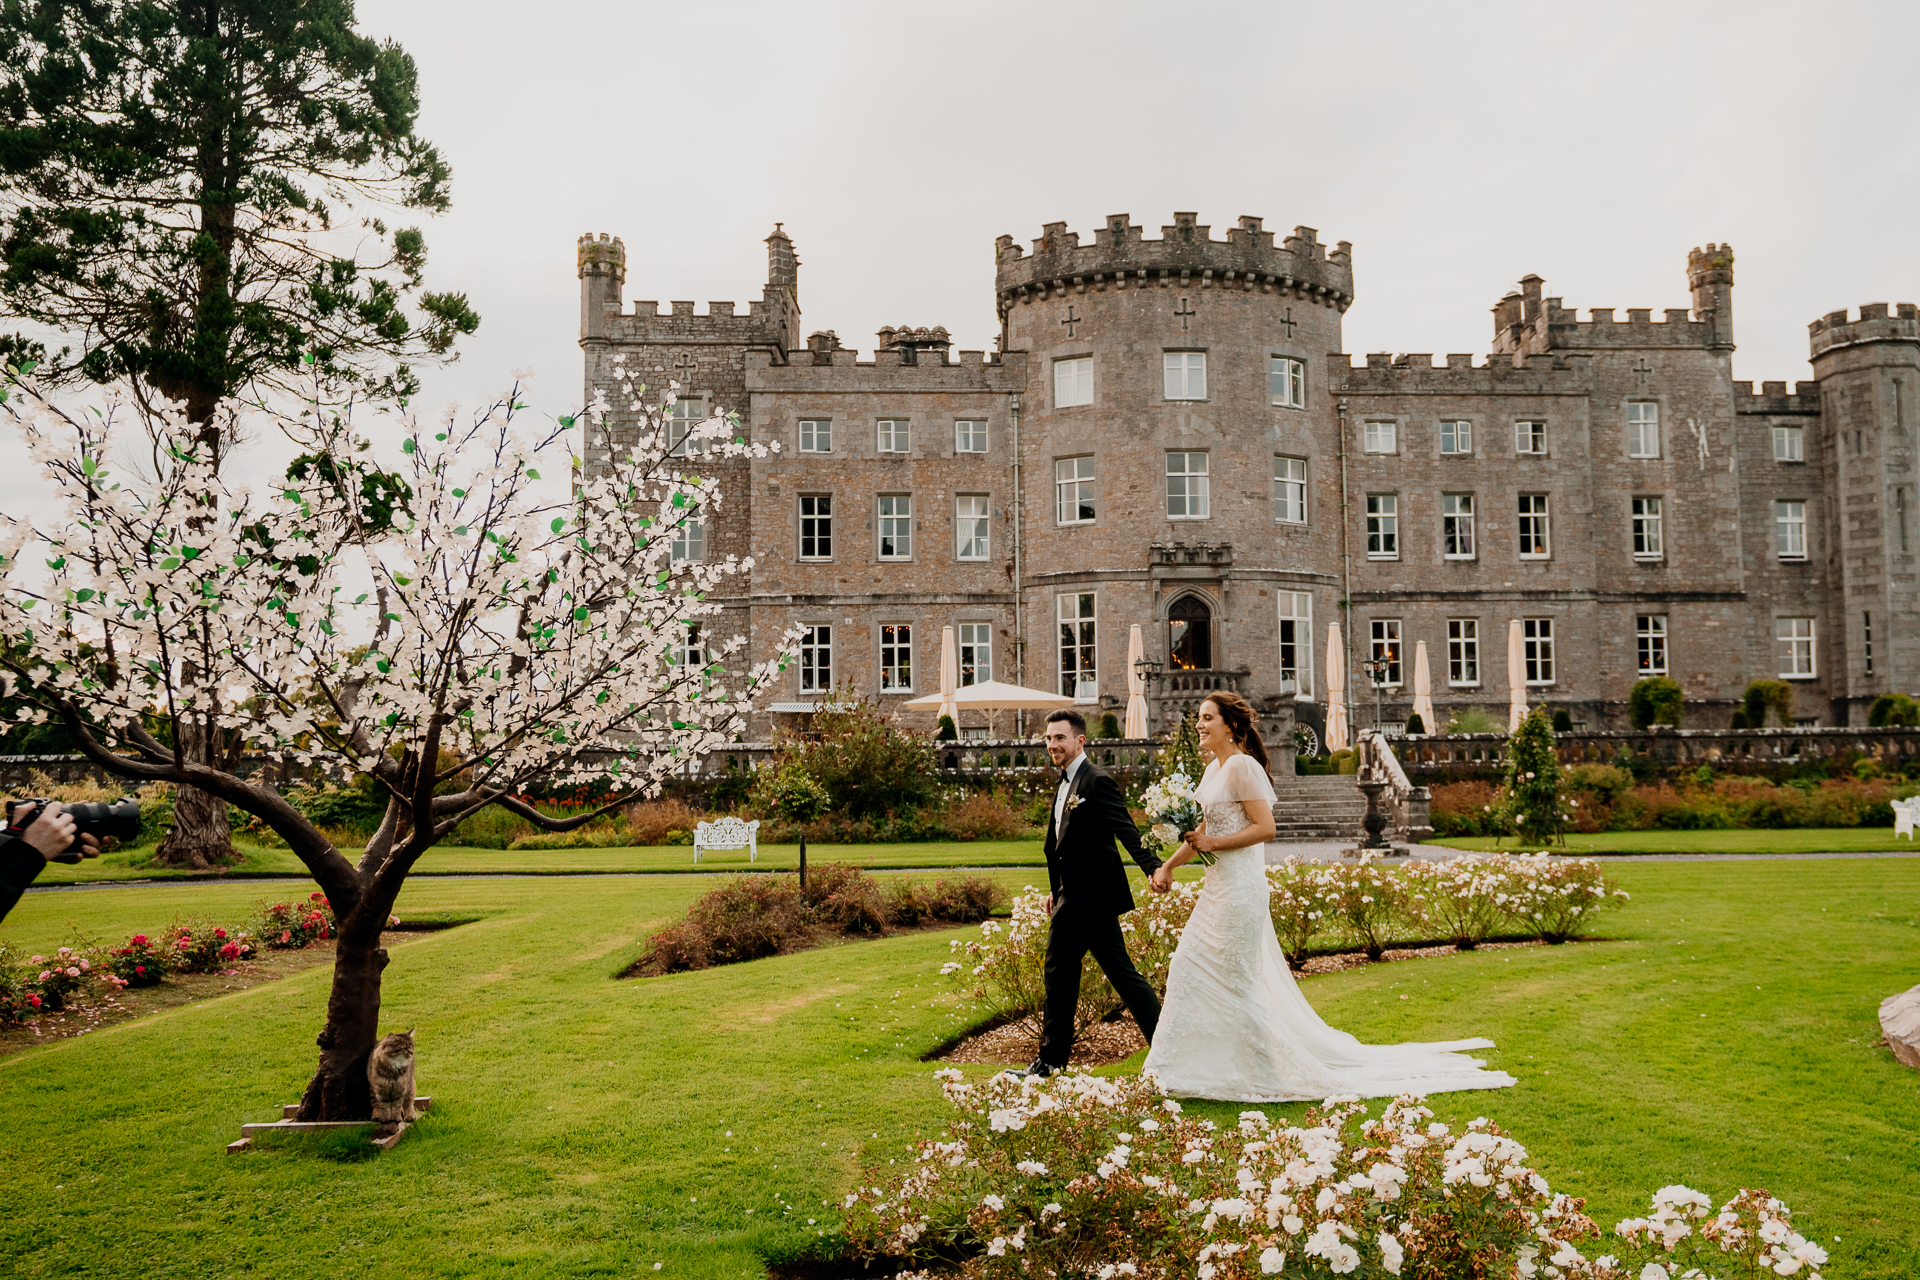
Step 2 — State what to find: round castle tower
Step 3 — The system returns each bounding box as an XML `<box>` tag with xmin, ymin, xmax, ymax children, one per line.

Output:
<box><xmin>994</xmin><ymin>213</ymin><xmax>1353</xmax><ymax>740</ymax></box>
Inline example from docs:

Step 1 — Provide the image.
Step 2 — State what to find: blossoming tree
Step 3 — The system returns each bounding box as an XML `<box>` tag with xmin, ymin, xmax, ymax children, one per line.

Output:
<box><xmin>0</xmin><ymin>356</ymin><xmax>791</xmax><ymax>1119</ymax></box>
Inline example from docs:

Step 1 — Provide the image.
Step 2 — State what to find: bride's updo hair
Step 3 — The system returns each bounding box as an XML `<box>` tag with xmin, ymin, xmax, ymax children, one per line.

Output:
<box><xmin>1200</xmin><ymin>692</ymin><xmax>1270</xmax><ymax>770</ymax></box>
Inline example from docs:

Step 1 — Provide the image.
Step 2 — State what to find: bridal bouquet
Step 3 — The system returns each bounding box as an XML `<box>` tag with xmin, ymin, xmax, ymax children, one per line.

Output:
<box><xmin>1141</xmin><ymin>771</ymin><xmax>1211</xmax><ymax>865</ymax></box>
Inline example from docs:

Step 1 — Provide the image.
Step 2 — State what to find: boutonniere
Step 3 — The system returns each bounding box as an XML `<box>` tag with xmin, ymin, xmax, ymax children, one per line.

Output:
<box><xmin>1064</xmin><ymin>794</ymin><xmax>1084</xmax><ymax>814</ymax></box>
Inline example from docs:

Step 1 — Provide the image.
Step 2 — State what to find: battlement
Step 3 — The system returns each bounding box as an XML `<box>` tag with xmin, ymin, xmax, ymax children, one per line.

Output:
<box><xmin>1808</xmin><ymin>302</ymin><xmax>1920</xmax><ymax>359</ymax></box>
<box><xmin>1734</xmin><ymin>380</ymin><xmax>1822</xmax><ymax>414</ymax></box>
<box><xmin>1493</xmin><ymin>243</ymin><xmax>1732</xmax><ymax>355</ymax></box>
<box><xmin>1537</xmin><ymin>300</ymin><xmax>1714</xmax><ymax>349</ymax></box>
<box><xmin>578</xmin><ymin>232</ymin><xmax>625</xmax><ymax>281</ymax></box>
<box><xmin>746</xmin><ymin>346</ymin><xmax>1022</xmax><ymax>392</ymax></box>
<box><xmin>993</xmin><ymin>212</ymin><xmax>1353</xmax><ymax>312</ymax></box>
<box><xmin>1329</xmin><ymin>350</ymin><xmax>1593</xmax><ymax>395</ymax></box>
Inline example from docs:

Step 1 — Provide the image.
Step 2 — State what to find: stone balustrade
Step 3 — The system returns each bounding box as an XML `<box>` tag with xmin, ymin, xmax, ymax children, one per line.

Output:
<box><xmin>1393</xmin><ymin>725</ymin><xmax>1920</xmax><ymax>773</ymax></box>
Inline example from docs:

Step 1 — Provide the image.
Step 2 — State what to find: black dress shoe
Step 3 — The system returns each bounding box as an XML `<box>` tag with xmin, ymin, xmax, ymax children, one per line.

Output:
<box><xmin>1008</xmin><ymin>1058</ymin><xmax>1057</xmax><ymax>1080</ymax></box>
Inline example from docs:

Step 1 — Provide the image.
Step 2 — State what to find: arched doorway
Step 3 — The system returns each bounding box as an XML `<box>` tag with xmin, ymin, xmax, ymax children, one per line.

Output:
<box><xmin>1168</xmin><ymin>595</ymin><xmax>1213</xmax><ymax>670</ymax></box>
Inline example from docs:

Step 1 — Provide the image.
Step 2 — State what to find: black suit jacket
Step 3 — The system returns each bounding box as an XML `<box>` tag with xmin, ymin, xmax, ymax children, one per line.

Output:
<box><xmin>1043</xmin><ymin>757</ymin><xmax>1161</xmax><ymax>918</ymax></box>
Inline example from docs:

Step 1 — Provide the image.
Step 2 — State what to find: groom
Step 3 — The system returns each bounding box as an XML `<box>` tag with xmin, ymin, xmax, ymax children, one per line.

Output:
<box><xmin>1017</xmin><ymin>708</ymin><xmax>1166</xmax><ymax>1079</ymax></box>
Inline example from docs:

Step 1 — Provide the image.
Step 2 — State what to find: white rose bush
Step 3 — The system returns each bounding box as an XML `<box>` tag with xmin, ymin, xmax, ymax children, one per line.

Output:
<box><xmin>944</xmin><ymin>855</ymin><xmax>1626</xmax><ymax>1019</ymax></box>
<box><xmin>0</xmin><ymin>356</ymin><xmax>793</xmax><ymax>1119</ymax></box>
<box><xmin>836</xmin><ymin>1070</ymin><xmax>1826</xmax><ymax>1279</ymax></box>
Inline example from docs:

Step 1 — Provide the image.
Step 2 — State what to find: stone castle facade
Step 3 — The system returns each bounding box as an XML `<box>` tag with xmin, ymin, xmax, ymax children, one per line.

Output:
<box><xmin>577</xmin><ymin>214</ymin><xmax>1919</xmax><ymax>742</ymax></box>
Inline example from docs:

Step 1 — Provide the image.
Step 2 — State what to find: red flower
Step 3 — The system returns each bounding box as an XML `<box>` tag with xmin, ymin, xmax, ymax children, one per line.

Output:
<box><xmin>131</xmin><ymin>934</ymin><xmax>148</xmax><ymax>946</ymax></box>
<box><xmin>280</xmin><ymin>930</ymin><xmax>292</xmax><ymax>943</ymax></box>
<box><xmin>133</xmin><ymin>967</ymin><xmax>144</xmax><ymax>976</ymax></box>
<box><xmin>27</xmin><ymin>994</ymin><xmax>41</xmax><ymax>1007</ymax></box>
<box><xmin>214</xmin><ymin>928</ymin><xmax>227</xmax><ymax>940</ymax></box>
<box><xmin>219</xmin><ymin>942</ymin><xmax>240</xmax><ymax>959</ymax></box>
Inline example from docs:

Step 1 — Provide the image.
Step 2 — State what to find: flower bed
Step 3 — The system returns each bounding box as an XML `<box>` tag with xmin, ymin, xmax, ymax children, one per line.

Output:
<box><xmin>627</xmin><ymin>866</ymin><xmax>1009</xmax><ymax>977</ymax></box>
<box><xmin>942</xmin><ymin>855</ymin><xmax>1627</xmax><ymax>1024</ymax></box>
<box><xmin>834</xmin><ymin>1070</ymin><xmax>1828</xmax><ymax>1279</ymax></box>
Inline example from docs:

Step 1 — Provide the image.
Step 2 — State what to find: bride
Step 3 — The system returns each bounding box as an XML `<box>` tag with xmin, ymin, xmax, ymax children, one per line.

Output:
<box><xmin>1141</xmin><ymin>692</ymin><xmax>1517</xmax><ymax>1102</ymax></box>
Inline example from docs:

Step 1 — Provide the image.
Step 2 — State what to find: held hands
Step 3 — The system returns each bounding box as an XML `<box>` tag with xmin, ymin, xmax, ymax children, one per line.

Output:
<box><xmin>1149</xmin><ymin>865</ymin><xmax>1173</xmax><ymax>895</ymax></box>
<box><xmin>13</xmin><ymin>803</ymin><xmax>102</xmax><ymax>863</ymax></box>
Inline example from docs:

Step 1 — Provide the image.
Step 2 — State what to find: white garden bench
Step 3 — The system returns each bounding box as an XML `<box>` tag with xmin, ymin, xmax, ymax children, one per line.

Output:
<box><xmin>1893</xmin><ymin>796</ymin><xmax>1920</xmax><ymax>842</ymax></box>
<box><xmin>693</xmin><ymin>817</ymin><xmax>759</xmax><ymax>864</ymax></box>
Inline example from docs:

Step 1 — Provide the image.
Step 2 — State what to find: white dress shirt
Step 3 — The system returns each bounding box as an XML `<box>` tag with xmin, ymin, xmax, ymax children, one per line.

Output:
<box><xmin>1053</xmin><ymin>751</ymin><xmax>1087</xmax><ymax>833</ymax></box>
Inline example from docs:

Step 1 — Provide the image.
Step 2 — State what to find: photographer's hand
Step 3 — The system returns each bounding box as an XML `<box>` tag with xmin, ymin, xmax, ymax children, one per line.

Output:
<box><xmin>17</xmin><ymin>803</ymin><xmax>80</xmax><ymax>862</ymax></box>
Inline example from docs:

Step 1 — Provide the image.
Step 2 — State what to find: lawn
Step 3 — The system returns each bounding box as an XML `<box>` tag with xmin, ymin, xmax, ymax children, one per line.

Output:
<box><xmin>1440</xmin><ymin>827</ymin><xmax>1920</xmax><ymax>855</ymax></box>
<box><xmin>1</xmin><ymin>860</ymin><xmax>1917</xmax><ymax>1278</ymax></box>
<box><xmin>29</xmin><ymin>838</ymin><xmax>1049</xmax><ymax>885</ymax></box>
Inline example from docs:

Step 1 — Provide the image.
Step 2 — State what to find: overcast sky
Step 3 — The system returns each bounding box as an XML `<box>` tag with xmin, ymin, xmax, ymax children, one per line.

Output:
<box><xmin>356</xmin><ymin>0</ymin><xmax>1920</xmax><ymax>422</ymax></box>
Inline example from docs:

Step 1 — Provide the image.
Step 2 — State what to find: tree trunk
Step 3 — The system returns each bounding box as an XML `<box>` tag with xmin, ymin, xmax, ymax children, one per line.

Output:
<box><xmin>296</xmin><ymin>930</ymin><xmax>389</xmax><ymax>1121</ymax></box>
<box><xmin>151</xmin><ymin>717</ymin><xmax>235</xmax><ymax>869</ymax></box>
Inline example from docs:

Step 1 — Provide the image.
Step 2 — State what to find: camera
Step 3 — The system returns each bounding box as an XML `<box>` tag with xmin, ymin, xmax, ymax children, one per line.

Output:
<box><xmin>3</xmin><ymin>798</ymin><xmax>142</xmax><ymax>863</ymax></box>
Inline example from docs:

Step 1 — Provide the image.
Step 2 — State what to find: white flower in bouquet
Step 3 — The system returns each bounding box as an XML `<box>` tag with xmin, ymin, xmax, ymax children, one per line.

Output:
<box><xmin>1144</xmin><ymin>771</ymin><xmax>1210</xmax><ymax>863</ymax></box>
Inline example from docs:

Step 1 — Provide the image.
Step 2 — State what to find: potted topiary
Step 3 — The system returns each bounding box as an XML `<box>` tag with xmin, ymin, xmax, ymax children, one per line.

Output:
<box><xmin>766</xmin><ymin>767</ymin><xmax>831</xmax><ymax>889</ymax></box>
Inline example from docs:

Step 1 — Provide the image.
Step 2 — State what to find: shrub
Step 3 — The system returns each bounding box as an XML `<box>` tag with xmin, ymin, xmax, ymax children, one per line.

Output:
<box><xmin>1730</xmin><ymin>707</ymin><xmax>1751</xmax><ymax>729</ymax></box>
<box><xmin>23</xmin><ymin>945</ymin><xmax>92</xmax><ymax>1009</ymax></box>
<box><xmin>944</xmin><ymin>889</ymin><xmax>1115</xmax><ymax>1035</ymax></box>
<box><xmin>100</xmin><ymin>934</ymin><xmax>171</xmax><ymax>988</ymax></box>
<box><xmin>935</xmin><ymin>713</ymin><xmax>959</xmax><ymax>741</ymax></box>
<box><xmin>1743</xmin><ymin>678</ymin><xmax>1795</xmax><ymax>728</ymax></box>
<box><xmin>1427</xmin><ymin>779</ymin><xmax>1502</xmax><ymax>838</ymax></box>
<box><xmin>1552</xmin><ymin>707</ymin><xmax>1574</xmax><ymax>732</ymax></box>
<box><xmin>840</xmin><ymin>1073</ymin><xmax>1828</xmax><ymax>1280</ymax></box>
<box><xmin>636</xmin><ymin>875</ymin><xmax>817</xmax><ymax>974</ymax></box>
<box><xmin>287</xmin><ymin>778</ymin><xmax>388</xmax><ymax>835</ymax></box>
<box><xmin>256</xmin><ymin>892</ymin><xmax>335</xmax><ymax>949</ymax></box>
<box><xmin>760</xmin><ymin>697</ymin><xmax>937</xmax><ymax>822</ymax></box>
<box><xmin>1629</xmin><ymin>676</ymin><xmax>1685</xmax><ymax>728</ymax></box>
<box><xmin>1401</xmin><ymin>855</ymin><xmax>1514</xmax><ymax>949</ymax></box>
<box><xmin>922</xmin><ymin>873</ymin><xmax>1007</xmax><ymax>923</ymax></box>
<box><xmin>884</xmin><ymin>878</ymin><xmax>930</xmax><ymax>926</ymax></box>
<box><xmin>1500</xmin><ymin>852</ymin><xmax>1629</xmax><ymax>942</ymax></box>
<box><xmin>800</xmin><ymin>861</ymin><xmax>890</xmax><ymax>935</ymax></box>
<box><xmin>1444</xmin><ymin>704</ymin><xmax>1505</xmax><ymax>734</ymax></box>
<box><xmin>626</xmin><ymin>799</ymin><xmax>703</xmax><ymax>846</ymax></box>
<box><xmin>1501</xmin><ymin>707</ymin><xmax>1566</xmax><ymax>846</ymax></box>
<box><xmin>939</xmin><ymin>791</ymin><xmax>1031</xmax><ymax>842</ymax></box>
<box><xmin>1405</xmin><ymin>710</ymin><xmax>1426</xmax><ymax>735</ymax></box>
<box><xmin>163</xmin><ymin>922</ymin><xmax>254</xmax><ymax>973</ymax></box>
<box><xmin>1266</xmin><ymin>858</ymin><xmax>1331</xmax><ymax>967</ymax></box>
<box><xmin>1094</xmin><ymin>711</ymin><xmax>1120</xmax><ymax>740</ymax></box>
<box><xmin>1319</xmin><ymin>855</ymin><xmax>1405</xmax><ymax>960</ymax></box>
<box><xmin>1869</xmin><ymin>692</ymin><xmax>1920</xmax><ymax>727</ymax></box>
<box><xmin>1332</xmin><ymin>748</ymin><xmax>1357</xmax><ymax>775</ymax></box>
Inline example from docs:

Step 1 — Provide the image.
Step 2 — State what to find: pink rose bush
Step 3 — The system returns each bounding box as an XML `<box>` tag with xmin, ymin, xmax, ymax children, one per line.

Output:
<box><xmin>256</xmin><ymin>891</ymin><xmax>335</xmax><ymax>949</ymax></box>
<box><xmin>162</xmin><ymin>922</ymin><xmax>256</xmax><ymax>973</ymax></box>
<box><xmin>837</xmin><ymin>1070</ymin><xmax>1824</xmax><ymax>1280</ymax></box>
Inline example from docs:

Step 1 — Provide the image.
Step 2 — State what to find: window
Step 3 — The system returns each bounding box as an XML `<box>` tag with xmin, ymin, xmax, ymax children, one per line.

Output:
<box><xmin>1055</xmin><ymin>456</ymin><xmax>1096</xmax><ymax>524</ymax></box>
<box><xmin>1273</xmin><ymin>456</ymin><xmax>1307</xmax><ymax>523</ymax></box>
<box><xmin>1773</xmin><ymin>424</ymin><xmax>1803</xmax><ymax>462</ymax></box>
<box><xmin>669</xmin><ymin>397</ymin><xmax>704</xmax><ymax>456</ymax></box>
<box><xmin>1627</xmin><ymin>401</ymin><xmax>1660</xmax><ymax>458</ymax></box>
<box><xmin>1523</xmin><ymin>618</ymin><xmax>1554</xmax><ymax>685</ymax></box>
<box><xmin>955</xmin><ymin>420</ymin><xmax>988</xmax><ymax>453</ymax></box>
<box><xmin>1442</xmin><ymin>494</ymin><xmax>1475</xmax><ymax>559</ymax></box>
<box><xmin>880</xmin><ymin>623</ymin><xmax>913</xmax><ymax>691</ymax></box>
<box><xmin>1278</xmin><ymin>592</ymin><xmax>1313</xmax><ymax>697</ymax></box>
<box><xmin>1366</xmin><ymin>494</ymin><xmax>1398</xmax><ymax>558</ymax></box>
<box><xmin>877</xmin><ymin>418</ymin><xmax>910</xmax><ymax>454</ymax></box>
<box><xmin>1270</xmin><ymin>356</ymin><xmax>1306</xmax><ymax>408</ymax></box>
<box><xmin>1516</xmin><ymin>420</ymin><xmax>1546</xmax><ymax>455</ymax></box>
<box><xmin>1059</xmin><ymin>593</ymin><xmax>1097</xmax><ymax>701</ymax></box>
<box><xmin>1774</xmin><ymin>500</ymin><xmax>1806</xmax><ymax>560</ymax></box>
<box><xmin>1055</xmin><ymin>356</ymin><xmax>1093</xmax><ymax>407</ymax></box>
<box><xmin>799</xmin><ymin>624</ymin><xmax>833</xmax><ymax>692</ymax></box>
<box><xmin>1163</xmin><ymin>352</ymin><xmax>1207</xmax><ymax>400</ymax></box>
<box><xmin>674</xmin><ymin>624</ymin><xmax>704</xmax><ymax>671</ymax></box>
<box><xmin>1440</xmin><ymin>419</ymin><xmax>1473</xmax><ymax>455</ymax></box>
<box><xmin>878</xmin><ymin>494</ymin><xmax>913</xmax><ymax>560</ymax></box>
<box><xmin>1447</xmin><ymin>619</ymin><xmax>1480</xmax><ymax>686</ymax></box>
<box><xmin>799</xmin><ymin>419</ymin><xmax>831</xmax><ymax>453</ymax></box>
<box><xmin>798</xmin><ymin>494</ymin><xmax>832</xmax><ymax>560</ymax></box>
<box><xmin>959</xmin><ymin>622</ymin><xmax>992</xmax><ymax>686</ymax></box>
<box><xmin>1369</xmin><ymin>619</ymin><xmax>1403</xmax><ymax>687</ymax></box>
<box><xmin>1864</xmin><ymin>611</ymin><xmax>1874</xmax><ymax>676</ymax></box>
<box><xmin>1777</xmin><ymin>617</ymin><xmax>1816</xmax><ymax>678</ymax></box>
<box><xmin>1363</xmin><ymin>419</ymin><xmax>1397</xmax><ymax>454</ymax></box>
<box><xmin>955</xmin><ymin>495</ymin><xmax>990</xmax><ymax>560</ymax></box>
<box><xmin>1636</xmin><ymin>614</ymin><xmax>1667</xmax><ymax>675</ymax></box>
<box><xmin>1631</xmin><ymin>496</ymin><xmax>1663</xmax><ymax>559</ymax></box>
<box><xmin>670</xmin><ymin>511</ymin><xmax>705</xmax><ymax>564</ymax></box>
<box><xmin>1517</xmin><ymin>494</ymin><xmax>1551</xmax><ymax>558</ymax></box>
<box><xmin>1165</xmin><ymin>451</ymin><xmax>1210</xmax><ymax>518</ymax></box>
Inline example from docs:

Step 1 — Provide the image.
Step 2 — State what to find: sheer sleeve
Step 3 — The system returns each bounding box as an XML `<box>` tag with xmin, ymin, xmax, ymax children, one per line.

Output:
<box><xmin>1222</xmin><ymin>752</ymin><xmax>1277</xmax><ymax>805</ymax></box>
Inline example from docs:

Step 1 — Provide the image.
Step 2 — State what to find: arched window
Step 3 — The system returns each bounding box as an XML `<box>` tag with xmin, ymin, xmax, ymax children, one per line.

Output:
<box><xmin>1168</xmin><ymin>596</ymin><xmax>1213</xmax><ymax>670</ymax></box>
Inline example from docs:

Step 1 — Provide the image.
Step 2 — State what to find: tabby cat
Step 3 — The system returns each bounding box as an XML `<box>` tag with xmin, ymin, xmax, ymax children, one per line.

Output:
<box><xmin>367</xmin><ymin>1029</ymin><xmax>417</xmax><ymax>1125</ymax></box>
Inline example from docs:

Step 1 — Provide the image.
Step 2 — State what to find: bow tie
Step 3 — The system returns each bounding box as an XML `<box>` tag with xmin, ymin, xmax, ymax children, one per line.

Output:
<box><xmin>1059</xmin><ymin>770</ymin><xmax>1072</xmax><ymax>785</ymax></box>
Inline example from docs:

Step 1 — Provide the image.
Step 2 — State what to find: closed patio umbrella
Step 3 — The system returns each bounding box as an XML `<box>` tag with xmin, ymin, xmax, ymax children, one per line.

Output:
<box><xmin>937</xmin><ymin>626</ymin><xmax>959</xmax><ymax>727</ymax></box>
<box><xmin>1324</xmin><ymin>620</ymin><xmax>1349</xmax><ymax>751</ymax></box>
<box><xmin>1507</xmin><ymin>618</ymin><xmax>1527</xmax><ymax>731</ymax></box>
<box><xmin>1411</xmin><ymin>640</ymin><xmax>1436</xmax><ymax>733</ymax></box>
<box><xmin>1124</xmin><ymin>623</ymin><xmax>1150</xmax><ymax>738</ymax></box>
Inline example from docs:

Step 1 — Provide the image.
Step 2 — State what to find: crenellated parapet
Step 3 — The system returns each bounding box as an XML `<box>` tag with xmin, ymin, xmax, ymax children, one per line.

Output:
<box><xmin>992</xmin><ymin>212</ymin><xmax>1354</xmax><ymax>316</ymax></box>
<box><xmin>745</xmin><ymin>345</ymin><xmax>1022</xmax><ymax>391</ymax></box>
<box><xmin>1808</xmin><ymin>302</ymin><xmax>1920</xmax><ymax>358</ymax></box>
<box><xmin>1329</xmin><ymin>350</ymin><xmax>1593</xmax><ymax>395</ymax></box>
<box><xmin>1734</xmin><ymin>380</ymin><xmax>1822</xmax><ymax>415</ymax></box>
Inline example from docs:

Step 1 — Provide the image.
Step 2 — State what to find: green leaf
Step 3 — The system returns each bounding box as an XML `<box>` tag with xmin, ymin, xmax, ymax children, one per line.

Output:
<box><xmin>402</xmin><ymin>438</ymin><xmax>417</xmax><ymax>454</ymax></box>
<box><xmin>161</xmin><ymin>557</ymin><xmax>181</xmax><ymax>571</ymax></box>
<box><xmin>572</xmin><ymin>606</ymin><xmax>589</xmax><ymax>622</ymax></box>
<box><xmin>551</xmin><ymin>518</ymin><xmax>566</xmax><ymax>533</ymax></box>
<box><xmin>525</xmin><ymin>468</ymin><xmax>540</xmax><ymax>480</ymax></box>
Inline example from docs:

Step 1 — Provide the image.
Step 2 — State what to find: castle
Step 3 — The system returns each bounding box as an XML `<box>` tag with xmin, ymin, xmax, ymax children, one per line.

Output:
<box><xmin>577</xmin><ymin>214</ymin><xmax>1919</xmax><ymax>745</ymax></box>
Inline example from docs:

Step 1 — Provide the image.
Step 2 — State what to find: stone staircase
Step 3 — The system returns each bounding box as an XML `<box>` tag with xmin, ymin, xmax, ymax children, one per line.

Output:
<box><xmin>1269</xmin><ymin>775</ymin><xmax>1371</xmax><ymax>842</ymax></box>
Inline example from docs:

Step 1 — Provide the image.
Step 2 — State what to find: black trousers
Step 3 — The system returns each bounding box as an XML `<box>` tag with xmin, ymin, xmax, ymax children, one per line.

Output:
<box><xmin>1036</xmin><ymin>904</ymin><xmax>1161</xmax><ymax>1068</ymax></box>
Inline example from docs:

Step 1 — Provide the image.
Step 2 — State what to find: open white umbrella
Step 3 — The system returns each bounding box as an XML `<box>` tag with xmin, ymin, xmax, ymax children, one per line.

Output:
<box><xmin>903</xmin><ymin>679</ymin><xmax>1074</xmax><ymax>712</ymax></box>
<box><xmin>1411</xmin><ymin>640</ymin><xmax>1435</xmax><ymax>733</ymax></box>
<box><xmin>1507</xmin><ymin>618</ymin><xmax>1527</xmax><ymax>731</ymax></box>
<box><xmin>937</xmin><ymin>625</ymin><xmax>959</xmax><ymax>727</ymax></box>
<box><xmin>1324</xmin><ymin>620</ymin><xmax>1349</xmax><ymax>751</ymax></box>
<box><xmin>1124</xmin><ymin>623</ymin><xmax>1150</xmax><ymax>738</ymax></box>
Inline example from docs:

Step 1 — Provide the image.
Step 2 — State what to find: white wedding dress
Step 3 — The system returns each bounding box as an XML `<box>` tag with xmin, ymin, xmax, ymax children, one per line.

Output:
<box><xmin>1142</xmin><ymin>754</ymin><xmax>1518</xmax><ymax>1102</ymax></box>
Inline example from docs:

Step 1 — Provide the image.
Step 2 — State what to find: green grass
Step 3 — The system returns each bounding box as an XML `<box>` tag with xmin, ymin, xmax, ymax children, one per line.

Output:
<box><xmin>1439</xmin><ymin>827</ymin><xmax>1920</xmax><ymax>855</ymax></box>
<box><xmin>2</xmin><ymin>862</ymin><xmax>1917</xmax><ymax>1277</ymax></box>
<box><xmin>31</xmin><ymin>838</ymin><xmax>1048</xmax><ymax>886</ymax></box>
